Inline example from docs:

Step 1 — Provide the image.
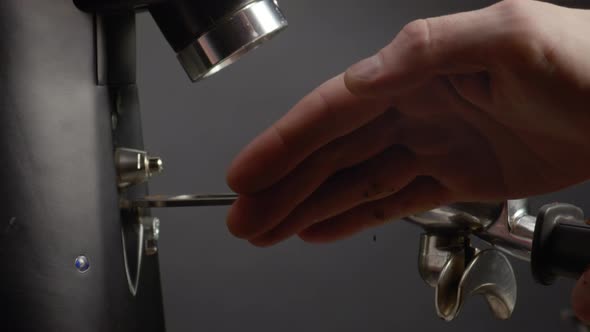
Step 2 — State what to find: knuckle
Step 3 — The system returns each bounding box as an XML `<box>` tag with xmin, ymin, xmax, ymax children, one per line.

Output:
<box><xmin>496</xmin><ymin>0</ymin><xmax>540</xmax><ymax>41</ymax></box>
<box><xmin>271</xmin><ymin>123</ymin><xmax>292</xmax><ymax>154</ymax></box>
<box><xmin>496</xmin><ymin>0</ymin><xmax>528</xmax><ymax>14</ymax></box>
<box><xmin>498</xmin><ymin>10</ymin><xmax>549</xmax><ymax>67</ymax></box>
<box><xmin>311</xmin><ymin>87</ymin><xmax>334</xmax><ymax>118</ymax></box>
<box><xmin>399</xmin><ymin>19</ymin><xmax>433</xmax><ymax>55</ymax></box>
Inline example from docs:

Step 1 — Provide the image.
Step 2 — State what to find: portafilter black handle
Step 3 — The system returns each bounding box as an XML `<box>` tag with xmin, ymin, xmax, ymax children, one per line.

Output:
<box><xmin>532</xmin><ymin>203</ymin><xmax>590</xmax><ymax>285</ymax></box>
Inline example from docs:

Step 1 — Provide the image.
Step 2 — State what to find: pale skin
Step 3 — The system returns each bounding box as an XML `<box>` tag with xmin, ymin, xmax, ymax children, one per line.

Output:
<box><xmin>225</xmin><ymin>0</ymin><xmax>590</xmax><ymax>322</ymax></box>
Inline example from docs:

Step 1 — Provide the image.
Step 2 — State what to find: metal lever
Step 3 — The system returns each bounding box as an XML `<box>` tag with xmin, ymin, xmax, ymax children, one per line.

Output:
<box><xmin>121</xmin><ymin>194</ymin><xmax>238</xmax><ymax>209</ymax></box>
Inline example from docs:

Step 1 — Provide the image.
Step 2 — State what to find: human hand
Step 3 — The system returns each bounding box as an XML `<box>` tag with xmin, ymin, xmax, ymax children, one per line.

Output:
<box><xmin>227</xmin><ymin>0</ymin><xmax>590</xmax><ymax>244</ymax></box>
<box><xmin>227</xmin><ymin>0</ymin><xmax>590</xmax><ymax>320</ymax></box>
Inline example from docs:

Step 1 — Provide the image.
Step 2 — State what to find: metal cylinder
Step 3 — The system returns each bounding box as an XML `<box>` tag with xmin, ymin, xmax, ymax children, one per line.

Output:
<box><xmin>150</xmin><ymin>0</ymin><xmax>288</xmax><ymax>81</ymax></box>
<box><xmin>75</xmin><ymin>0</ymin><xmax>288</xmax><ymax>82</ymax></box>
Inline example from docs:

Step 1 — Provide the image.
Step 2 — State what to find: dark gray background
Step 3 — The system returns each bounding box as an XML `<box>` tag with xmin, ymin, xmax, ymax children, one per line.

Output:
<box><xmin>136</xmin><ymin>0</ymin><xmax>587</xmax><ymax>331</ymax></box>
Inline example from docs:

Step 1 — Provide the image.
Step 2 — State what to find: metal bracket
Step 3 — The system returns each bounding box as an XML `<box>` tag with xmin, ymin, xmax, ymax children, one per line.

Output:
<box><xmin>114</xmin><ymin>145</ymin><xmax>236</xmax><ymax>296</ymax></box>
<box><xmin>121</xmin><ymin>210</ymin><xmax>160</xmax><ymax>296</ymax></box>
<box><xmin>121</xmin><ymin>209</ymin><xmax>160</xmax><ymax>296</ymax></box>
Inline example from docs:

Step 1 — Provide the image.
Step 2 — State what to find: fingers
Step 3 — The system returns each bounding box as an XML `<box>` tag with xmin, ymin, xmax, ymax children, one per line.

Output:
<box><xmin>227</xmin><ymin>74</ymin><xmax>392</xmax><ymax>194</ymax></box>
<box><xmin>298</xmin><ymin>176</ymin><xmax>453</xmax><ymax>243</ymax></box>
<box><xmin>226</xmin><ymin>109</ymin><xmax>401</xmax><ymax>239</ymax></box>
<box><xmin>228</xmin><ymin>74</ymin><xmax>491</xmax><ymax>242</ymax></box>
<box><xmin>249</xmin><ymin>145</ymin><xmax>419</xmax><ymax>247</ymax></box>
<box><xmin>343</xmin><ymin>2</ymin><xmax>502</xmax><ymax>98</ymax></box>
<box><xmin>572</xmin><ymin>269</ymin><xmax>590</xmax><ymax>324</ymax></box>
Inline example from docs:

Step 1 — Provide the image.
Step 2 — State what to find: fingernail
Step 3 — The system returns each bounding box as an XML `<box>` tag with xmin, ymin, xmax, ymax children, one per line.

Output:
<box><xmin>347</xmin><ymin>54</ymin><xmax>383</xmax><ymax>81</ymax></box>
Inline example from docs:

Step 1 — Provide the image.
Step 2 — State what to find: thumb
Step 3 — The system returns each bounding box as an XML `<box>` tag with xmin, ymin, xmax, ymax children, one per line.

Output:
<box><xmin>573</xmin><ymin>269</ymin><xmax>590</xmax><ymax>324</ymax></box>
<box><xmin>343</xmin><ymin>5</ymin><xmax>499</xmax><ymax>98</ymax></box>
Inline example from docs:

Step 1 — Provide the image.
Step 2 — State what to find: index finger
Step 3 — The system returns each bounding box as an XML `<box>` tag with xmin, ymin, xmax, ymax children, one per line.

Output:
<box><xmin>227</xmin><ymin>74</ymin><xmax>391</xmax><ymax>194</ymax></box>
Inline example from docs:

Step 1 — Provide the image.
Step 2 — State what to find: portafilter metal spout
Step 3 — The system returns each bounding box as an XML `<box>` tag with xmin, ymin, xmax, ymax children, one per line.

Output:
<box><xmin>406</xmin><ymin>199</ymin><xmax>590</xmax><ymax>321</ymax></box>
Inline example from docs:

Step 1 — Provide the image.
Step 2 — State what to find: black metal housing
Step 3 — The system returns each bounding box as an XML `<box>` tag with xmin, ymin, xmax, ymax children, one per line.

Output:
<box><xmin>74</xmin><ymin>0</ymin><xmax>165</xmax><ymax>12</ymax></box>
<box><xmin>532</xmin><ymin>203</ymin><xmax>590</xmax><ymax>285</ymax></box>
<box><xmin>0</xmin><ymin>1</ymin><xmax>165</xmax><ymax>331</ymax></box>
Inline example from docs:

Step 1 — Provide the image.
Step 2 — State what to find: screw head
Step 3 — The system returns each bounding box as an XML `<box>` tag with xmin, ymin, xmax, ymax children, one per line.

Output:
<box><xmin>147</xmin><ymin>157</ymin><xmax>164</xmax><ymax>175</ymax></box>
<box><xmin>75</xmin><ymin>255</ymin><xmax>90</xmax><ymax>273</ymax></box>
<box><xmin>152</xmin><ymin>218</ymin><xmax>160</xmax><ymax>240</ymax></box>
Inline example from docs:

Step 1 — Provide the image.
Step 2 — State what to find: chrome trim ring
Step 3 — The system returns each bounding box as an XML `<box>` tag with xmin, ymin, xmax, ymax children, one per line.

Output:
<box><xmin>177</xmin><ymin>0</ymin><xmax>288</xmax><ymax>82</ymax></box>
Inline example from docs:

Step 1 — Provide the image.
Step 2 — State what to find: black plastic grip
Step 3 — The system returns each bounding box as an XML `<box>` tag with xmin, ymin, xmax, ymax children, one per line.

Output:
<box><xmin>532</xmin><ymin>203</ymin><xmax>590</xmax><ymax>285</ymax></box>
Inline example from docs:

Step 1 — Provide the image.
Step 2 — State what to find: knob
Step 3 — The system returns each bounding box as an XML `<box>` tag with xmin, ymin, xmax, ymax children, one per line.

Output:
<box><xmin>115</xmin><ymin>148</ymin><xmax>163</xmax><ymax>188</ymax></box>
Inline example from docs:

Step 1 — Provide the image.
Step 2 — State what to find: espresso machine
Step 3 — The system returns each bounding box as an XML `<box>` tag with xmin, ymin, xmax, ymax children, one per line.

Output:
<box><xmin>1</xmin><ymin>1</ymin><xmax>590</xmax><ymax>331</ymax></box>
